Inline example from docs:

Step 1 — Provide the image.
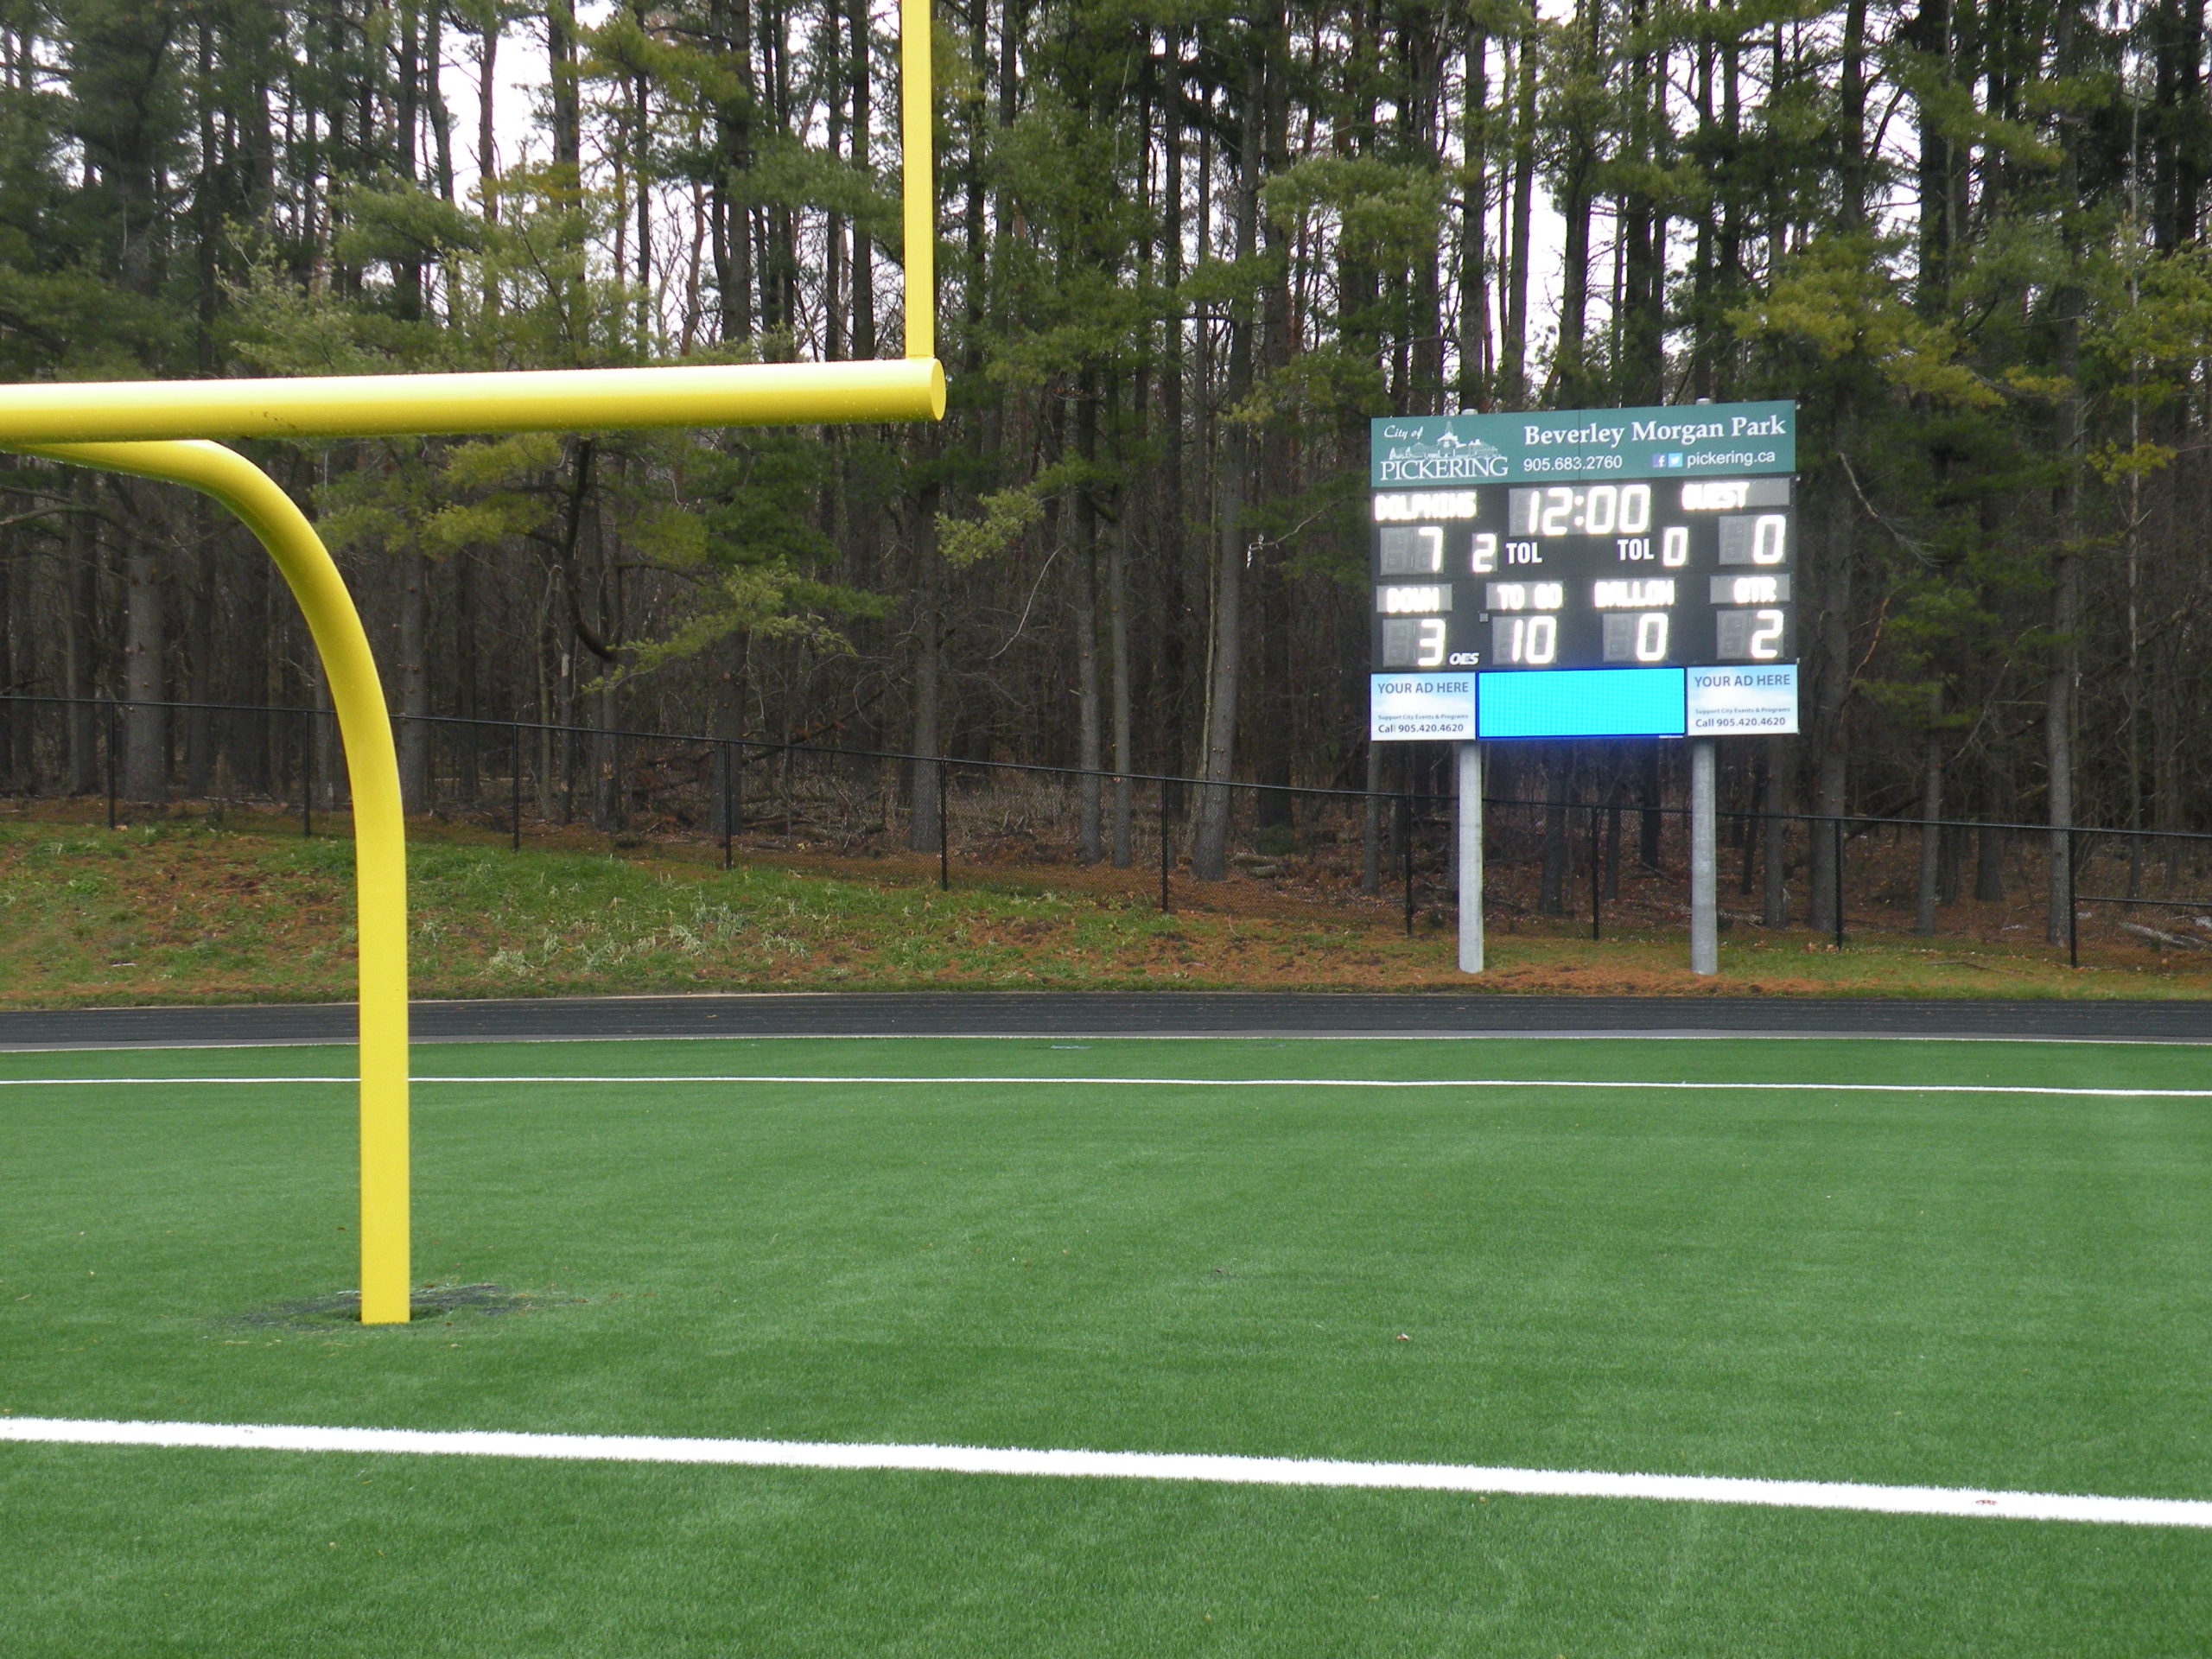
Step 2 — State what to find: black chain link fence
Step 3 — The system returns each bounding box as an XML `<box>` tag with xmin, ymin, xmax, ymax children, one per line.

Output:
<box><xmin>8</xmin><ymin>690</ymin><xmax>2212</xmax><ymax>968</ymax></box>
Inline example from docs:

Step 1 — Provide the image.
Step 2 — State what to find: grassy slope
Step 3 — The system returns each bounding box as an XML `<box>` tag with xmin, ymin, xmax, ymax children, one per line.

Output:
<box><xmin>5</xmin><ymin>815</ymin><xmax>2212</xmax><ymax>1005</ymax></box>
<box><xmin>2</xmin><ymin>1037</ymin><xmax>2209</xmax><ymax>1654</ymax></box>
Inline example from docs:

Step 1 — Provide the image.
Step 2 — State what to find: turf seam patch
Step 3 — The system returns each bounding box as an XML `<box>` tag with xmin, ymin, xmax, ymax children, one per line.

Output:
<box><xmin>2</xmin><ymin>1417</ymin><xmax>2205</xmax><ymax>1530</ymax></box>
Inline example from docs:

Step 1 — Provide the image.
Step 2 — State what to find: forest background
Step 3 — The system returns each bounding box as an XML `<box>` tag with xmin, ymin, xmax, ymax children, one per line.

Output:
<box><xmin>1</xmin><ymin>0</ymin><xmax>2209</xmax><ymax>939</ymax></box>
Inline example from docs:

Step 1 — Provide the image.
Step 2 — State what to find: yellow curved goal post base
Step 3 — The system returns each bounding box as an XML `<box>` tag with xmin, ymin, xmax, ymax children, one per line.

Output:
<box><xmin>14</xmin><ymin>440</ymin><xmax>415</xmax><ymax>1322</ymax></box>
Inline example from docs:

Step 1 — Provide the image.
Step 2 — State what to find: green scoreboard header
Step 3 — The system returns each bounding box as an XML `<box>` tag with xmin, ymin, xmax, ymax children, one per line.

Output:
<box><xmin>1370</xmin><ymin>400</ymin><xmax>1794</xmax><ymax>488</ymax></box>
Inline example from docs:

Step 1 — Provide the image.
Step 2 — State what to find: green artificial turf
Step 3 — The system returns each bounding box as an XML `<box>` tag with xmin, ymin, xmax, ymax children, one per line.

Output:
<box><xmin>3</xmin><ymin>1035</ymin><xmax>2210</xmax><ymax>1654</ymax></box>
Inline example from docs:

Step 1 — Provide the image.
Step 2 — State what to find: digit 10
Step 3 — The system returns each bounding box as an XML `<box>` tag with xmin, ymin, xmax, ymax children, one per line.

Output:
<box><xmin>1508</xmin><ymin>615</ymin><xmax>1556</xmax><ymax>665</ymax></box>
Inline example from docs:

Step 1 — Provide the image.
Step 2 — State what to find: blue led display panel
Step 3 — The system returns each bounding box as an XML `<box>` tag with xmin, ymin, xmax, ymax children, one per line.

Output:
<box><xmin>1476</xmin><ymin>667</ymin><xmax>1687</xmax><ymax>740</ymax></box>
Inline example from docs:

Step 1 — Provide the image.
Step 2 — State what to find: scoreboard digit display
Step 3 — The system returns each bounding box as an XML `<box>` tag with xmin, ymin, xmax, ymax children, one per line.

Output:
<box><xmin>1369</xmin><ymin>403</ymin><xmax>1800</xmax><ymax>741</ymax></box>
<box><xmin>1372</xmin><ymin>476</ymin><xmax>1794</xmax><ymax>671</ymax></box>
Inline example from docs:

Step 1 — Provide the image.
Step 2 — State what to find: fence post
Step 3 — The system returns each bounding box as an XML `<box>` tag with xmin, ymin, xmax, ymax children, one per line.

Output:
<box><xmin>1160</xmin><ymin>785</ymin><xmax>1172</xmax><ymax>913</ymax></box>
<box><xmin>511</xmin><ymin>723</ymin><xmax>523</xmax><ymax>853</ymax></box>
<box><xmin>2068</xmin><ymin>827</ymin><xmax>2079</xmax><ymax>969</ymax></box>
<box><xmin>105</xmin><ymin>700</ymin><xmax>118</xmax><ymax>830</ymax></box>
<box><xmin>1832</xmin><ymin>817</ymin><xmax>1845</xmax><ymax>949</ymax></box>
<box><xmin>938</xmin><ymin>758</ymin><xmax>950</xmax><ymax>892</ymax></box>
<box><xmin>300</xmin><ymin>708</ymin><xmax>312</xmax><ymax>838</ymax></box>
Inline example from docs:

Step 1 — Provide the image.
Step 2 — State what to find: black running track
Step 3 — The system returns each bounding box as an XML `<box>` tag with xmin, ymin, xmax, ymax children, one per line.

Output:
<box><xmin>3</xmin><ymin>992</ymin><xmax>2210</xmax><ymax>1050</ymax></box>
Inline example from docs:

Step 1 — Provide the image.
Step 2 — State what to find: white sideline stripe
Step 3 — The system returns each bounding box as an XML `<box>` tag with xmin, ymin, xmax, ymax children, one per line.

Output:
<box><xmin>3</xmin><ymin>1072</ymin><xmax>2212</xmax><ymax>1099</ymax></box>
<box><xmin>15</xmin><ymin>1034</ymin><xmax>2209</xmax><ymax>1053</ymax></box>
<box><xmin>1</xmin><ymin>1417</ymin><xmax>2204</xmax><ymax>1529</ymax></box>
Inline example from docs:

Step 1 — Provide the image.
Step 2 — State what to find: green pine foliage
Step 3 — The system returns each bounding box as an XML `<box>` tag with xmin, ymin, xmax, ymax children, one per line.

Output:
<box><xmin>2</xmin><ymin>0</ymin><xmax>2210</xmax><ymax>887</ymax></box>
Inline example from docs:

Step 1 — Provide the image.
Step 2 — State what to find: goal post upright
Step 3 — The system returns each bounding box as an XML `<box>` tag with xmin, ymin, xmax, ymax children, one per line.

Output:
<box><xmin>1</xmin><ymin>1</ymin><xmax>942</xmax><ymax>1325</ymax></box>
<box><xmin>14</xmin><ymin>439</ymin><xmax>416</xmax><ymax>1324</ymax></box>
<box><xmin>901</xmin><ymin>0</ymin><xmax>933</xmax><ymax>363</ymax></box>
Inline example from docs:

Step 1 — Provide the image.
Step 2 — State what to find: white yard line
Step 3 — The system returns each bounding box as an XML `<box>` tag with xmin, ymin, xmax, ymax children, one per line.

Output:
<box><xmin>0</xmin><ymin>1416</ymin><xmax>2202</xmax><ymax>1529</ymax></box>
<box><xmin>1</xmin><ymin>1073</ymin><xmax>2209</xmax><ymax>1098</ymax></box>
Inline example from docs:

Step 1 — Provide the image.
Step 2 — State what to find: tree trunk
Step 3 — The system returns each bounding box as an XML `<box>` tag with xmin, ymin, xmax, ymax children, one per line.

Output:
<box><xmin>1762</xmin><ymin>733</ymin><xmax>1789</xmax><ymax>926</ymax></box>
<box><xmin>1638</xmin><ymin>741</ymin><xmax>1663</xmax><ymax>870</ymax></box>
<box><xmin>1158</xmin><ymin>35</ymin><xmax>1188</xmax><ymax>791</ymax></box>
<box><xmin>2047</xmin><ymin>0</ymin><xmax>2082</xmax><ymax>947</ymax></box>
<box><xmin>1553</xmin><ymin>3</ymin><xmax>1599</xmax><ymax>403</ymax></box>
<box><xmin>476</xmin><ymin>7</ymin><xmax>501</xmax><ymax>232</ymax></box>
<box><xmin>121</xmin><ymin>500</ymin><xmax>167</xmax><ymax>806</ymax></box>
<box><xmin>907</xmin><ymin>471</ymin><xmax>944</xmax><ymax>853</ymax></box>
<box><xmin>1538</xmin><ymin>747</ymin><xmax>1569</xmax><ymax>915</ymax></box>
<box><xmin>2046</xmin><ymin>543</ymin><xmax>2079</xmax><ymax>944</ymax></box>
<box><xmin>849</xmin><ymin>0</ymin><xmax>874</xmax><ymax>357</ymax></box>
<box><xmin>1457</xmin><ymin>29</ymin><xmax>1491</xmax><ymax>404</ymax></box>
<box><xmin>591</xmin><ymin>677</ymin><xmax>620</xmax><ymax>832</ymax></box>
<box><xmin>710</xmin><ymin>0</ymin><xmax>755</xmax><ymax>340</ymax></box>
<box><xmin>310</xmin><ymin>645</ymin><xmax>341</xmax><ymax>812</ymax></box>
<box><xmin>1975</xmin><ymin>819</ymin><xmax>2006</xmax><ymax>903</ymax></box>
<box><xmin>0</xmin><ymin>519</ymin><xmax>14</xmax><ymax>789</ymax></box>
<box><xmin>396</xmin><ymin>0</ymin><xmax>424</xmax><ymax>321</ymax></box>
<box><xmin>453</xmin><ymin>551</ymin><xmax>479</xmax><ymax>802</ymax></box>
<box><xmin>182</xmin><ymin>503</ymin><xmax>213</xmax><ymax>798</ymax></box>
<box><xmin>1108</xmin><ymin>509</ymin><xmax>1134</xmax><ymax>869</ymax></box>
<box><xmin>1501</xmin><ymin>32</ymin><xmax>1535</xmax><ymax>401</ymax></box>
<box><xmin>66</xmin><ymin>479</ymin><xmax>100</xmax><ymax>795</ymax></box>
<box><xmin>398</xmin><ymin>553</ymin><xmax>431</xmax><ymax>810</ymax></box>
<box><xmin>1073</xmin><ymin>386</ymin><xmax>1103</xmax><ymax>862</ymax></box>
<box><xmin>1192</xmin><ymin>56</ymin><xmax>1262</xmax><ymax>883</ymax></box>
<box><xmin>1807</xmin><ymin>446</ymin><xmax>1856</xmax><ymax>935</ymax></box>
<box><xmin>1914</xmin><ymin>724</ymin><xmax>1943</xmax><ymax>935</ymax></box>
<box><xmin>1362</xmin><ymin>740</ymin><xmax>1383</xmax><ymax>894</ymax></box>
<box><xmin>543</xmin><ymin>0</ymin><xmax>579</xmax><ymax>175</ymax></box>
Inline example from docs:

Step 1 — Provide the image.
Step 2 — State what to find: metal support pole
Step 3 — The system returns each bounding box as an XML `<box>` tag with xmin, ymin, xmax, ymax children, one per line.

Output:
<box><xmin>1456</xmin><ymin>741</ymin><xmax>1483</xmax><ymax>973</ymax></box>
<box><xmin>1689</xmin><ymin>737</ymin><xmax>1718</xmax><ymax>975</ymax></box>
<box><xmin>2068</xmin><ymin>827</ymin><xmax>2079</xmax><ymax>969</ymax></box>
<box><xmin>1833</xmin><ymin>817</ymin><xmax>1847</xmax><ymax>949</ymax></box>
<box><xmin>104</xmin><ymin>700</ymin><xmax>118</xmax><ymax>830</ymax></box>
<box><xmin>938</xmin><ymin>757</ymin><xmax>950</xmax><ymax>892</ymax></box>
<box><xmin>510</xmin><ymin>723</ymin><xmax>522</xmax><ymax>852</ymax></box>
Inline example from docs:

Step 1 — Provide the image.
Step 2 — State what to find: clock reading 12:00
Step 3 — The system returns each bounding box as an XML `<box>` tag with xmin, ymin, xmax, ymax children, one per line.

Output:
<box><xmin>1370</xmin><ymin>475</ymin><xmax>1796</xmax><ymax>673</ymax></box>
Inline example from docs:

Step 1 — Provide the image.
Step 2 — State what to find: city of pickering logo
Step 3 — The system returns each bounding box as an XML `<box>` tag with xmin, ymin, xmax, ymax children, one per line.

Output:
<box><xmin>1379</xmin><ymin>424</ymin><xmax>1509</xmax><ymax>481</ymax></box>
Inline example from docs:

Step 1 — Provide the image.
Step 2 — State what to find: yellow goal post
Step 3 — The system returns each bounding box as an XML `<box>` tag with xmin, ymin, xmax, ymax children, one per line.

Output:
<box><xmin>2</xmin><ymin>0</ymin><xmax>941</xmax><ymax>1325</ymax></box>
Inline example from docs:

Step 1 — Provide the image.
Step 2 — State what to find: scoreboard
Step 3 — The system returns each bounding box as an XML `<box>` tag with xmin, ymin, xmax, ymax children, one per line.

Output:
<box><xmin>1369</xmin><ymin>402</ymin><xmax>1800</xmax><ymax>741</ymax></box>
<box><xmin>1371</xmin><ymin>477</ymin><xmax>1795</xmax><ymax>672</ymax></box>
